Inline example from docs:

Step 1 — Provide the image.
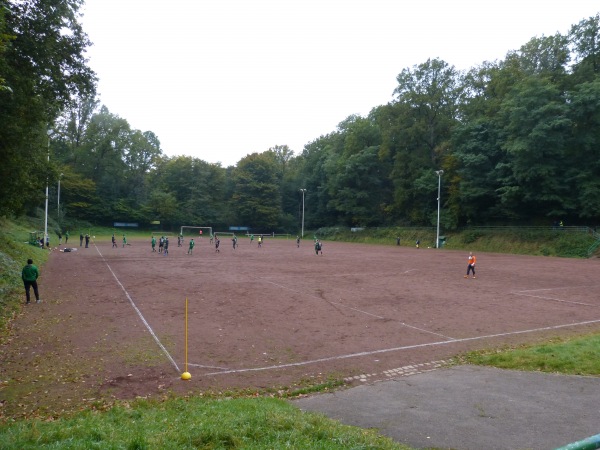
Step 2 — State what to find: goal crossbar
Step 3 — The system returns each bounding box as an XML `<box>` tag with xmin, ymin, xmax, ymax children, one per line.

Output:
<box><xmin>180</xmin><ymin>226</ymin><xmax>213</xmax><ymax>237</ymax></box>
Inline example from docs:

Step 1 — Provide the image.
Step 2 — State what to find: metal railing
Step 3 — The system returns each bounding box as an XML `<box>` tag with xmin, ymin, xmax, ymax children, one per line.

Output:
<box><xmin>555</xmin><ymin>432</ymin><xmax>600</xmax><ymax>450</ymax></box>
<box><xmin>462</xmin><ymin>225</ymin><xmax>594</xmax><ymax>233</ymax></box>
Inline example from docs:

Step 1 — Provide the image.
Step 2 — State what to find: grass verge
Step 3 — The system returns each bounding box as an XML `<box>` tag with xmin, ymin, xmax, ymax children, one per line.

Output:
<box><xmin>460</xmin><ymin>333</ymin><xmax>600</xmax><ymax>376</ymax></box>
<box><xmin>2</xmin><ymin>218</ymin><xmax>599</xmax><ymax>448</ymax></box>
<box><xmin>0</xmin><ymin>217</ymin><xmax>49</xmax><ymax>338</ymax></box>
<box><xmin>0</xmin><ymin>396</ymin><xmax>410</xmax><ymax>449</ymax></box>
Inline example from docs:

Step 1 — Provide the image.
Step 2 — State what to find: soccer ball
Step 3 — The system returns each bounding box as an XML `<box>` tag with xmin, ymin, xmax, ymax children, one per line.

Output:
<box><xmin>93</xmin><ymin>236</ymin><xmax>96</xmax><ymax>239</ymax></box>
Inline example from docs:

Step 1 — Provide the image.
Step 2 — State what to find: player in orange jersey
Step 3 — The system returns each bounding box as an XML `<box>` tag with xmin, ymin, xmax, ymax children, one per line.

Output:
<box><xmin>465</xmin><ymin>252</ymin><xmax>476</xmax><ymax>278</ymax></box>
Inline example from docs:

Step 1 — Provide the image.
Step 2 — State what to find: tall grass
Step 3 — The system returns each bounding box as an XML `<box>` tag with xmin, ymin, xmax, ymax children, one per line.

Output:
<box><xmin>315</xmin><ymin>226</ymin><xmax>596</xmax><ymax>258</ymax></box>
<box><xmin>0</xmin><ymin>396</ymin><xmax>409</xmax><ymax>449</ymax></box>
<box><xmin>462</xmin><ymin>334</ymin><xmax>600</xmax><ymax>376</ymax></box>
<box><xmin>0</xmin><ymin>217</ymin><xmax>49</xmax><ymax>336</ymax></box>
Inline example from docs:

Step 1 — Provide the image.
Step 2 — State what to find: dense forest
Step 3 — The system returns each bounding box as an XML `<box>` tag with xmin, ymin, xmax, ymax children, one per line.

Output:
<box><xmin>1</xmin><ymin>1</ymin><xmax>599</xmax><ymax>234</ymax></box>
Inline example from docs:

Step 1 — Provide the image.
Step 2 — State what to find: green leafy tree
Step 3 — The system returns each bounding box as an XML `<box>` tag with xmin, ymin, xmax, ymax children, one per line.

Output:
<box><xmin>569</xmin><ymin>13</ymin><xmax>600</xmax><ymax>82</ymax></box>
<box><xmin>0</xmin><ymin>0</ymin><xmax>95</xmax><ymax>216</ymax></box>
<box><xmin>75</xmin><ymin>106</ymin><xmax>130</xmax><ymax>211</ymax></box>
<box><xmin>496</xmin><ymin>76</ymin><xmax>572</xmax><ymax>219</ymax></box>
<box><xmin>148</xmin><ymin>156</ymin><xmax>227</xmax><ymax>228</ymax></box>
<box><xmin>565</xmin><ymin>79</ymin><xmax>600</xmax><ymax>219</ymax></box>
<box><xmin>58</xmin><ymin>167</ymin><xmax>99</xmax><ymax>221</ymax></box>
<box><xmin>231</xmin><ymin>153</ymin><xmax>281</xmax><ymax>230</ymax></box>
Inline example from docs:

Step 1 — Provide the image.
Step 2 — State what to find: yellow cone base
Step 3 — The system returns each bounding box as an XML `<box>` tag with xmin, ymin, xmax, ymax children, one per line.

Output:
<box><xmin>181</xmin><ymin>372</ymin><xmax>191</xmax><ymax>380</ymax></box>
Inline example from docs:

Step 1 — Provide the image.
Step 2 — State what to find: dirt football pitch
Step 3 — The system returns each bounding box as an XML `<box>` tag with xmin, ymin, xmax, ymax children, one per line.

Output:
<box><xmin>3</xmin><ymin>236</ymin><xmax>600</xmax><ymax>413</ymax></box>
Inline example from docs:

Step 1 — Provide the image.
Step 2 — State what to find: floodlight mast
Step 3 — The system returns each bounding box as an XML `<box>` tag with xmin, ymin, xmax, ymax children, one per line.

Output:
<box><xmin>57</xmin><ymin>173</ymin><xmax>63</xmax><ymax>224</ymax></box>
<box><xmin>44</xmin><ymin>132</ymin><xmax>50</xmax><ymax>247</ymax></box>
<box><xmin>435</xmin><ymin>170</ymin><xmax>444</xmax><ymax>249</ymax></box>
<box><xmin>299</xmin><ymin>189</ymin><xmax>306</xmax><ymax>238</ymax></box>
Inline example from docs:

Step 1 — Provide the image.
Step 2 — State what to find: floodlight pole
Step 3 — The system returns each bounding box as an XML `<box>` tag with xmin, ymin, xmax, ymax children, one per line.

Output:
<box><xmin>299</xmin><ymin>189</ymin><xmax>306</xmax><ymax>238</ymax></box>
<box><xmin>44</xmin><ymin>134</ymin><xmax>50</xmax><ymax>247</ymax></box>
<box><xmin>435</xmin><ymin>170</ymin><xmax>444</xmax><ymax>249</ymax></box>
<box><xmin>57</xmin><ymin>172</ymin><xmax>63</xmax><ymax>224</ymax></box>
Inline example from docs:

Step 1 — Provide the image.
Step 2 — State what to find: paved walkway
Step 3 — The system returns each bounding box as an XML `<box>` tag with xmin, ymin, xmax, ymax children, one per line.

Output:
<box><xmin>294</xmin><ymin>365</ymin><xmax>600</xmax><ymax>450</ymax></box>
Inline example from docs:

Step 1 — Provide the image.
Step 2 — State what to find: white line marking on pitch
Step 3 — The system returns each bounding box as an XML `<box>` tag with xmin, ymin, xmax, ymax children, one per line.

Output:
<box><xmin>512</xmin><ymin>285</ymin><xmax>600</xmax><ymax>307</ymax></box>
<box><xmin>203</xmin><ymin>318</ymin><xmax>600</xmax><ymax>376</ymax></box>
<box><xmin>261</xmin><ymin>279</ymin><xmax>454</xmax><ymax>340</ymax></box>
<box><xmin>94</xmin><ymin>245</ymin><xmax>181</xmax><ymax>373</ymax></box>
<box><xmin>513</xmin><ymin>292</ymin><xmax>598</xmax><ymax>307</ymax></box>
<box><xmin>187</xmin><ymin>363</ymin><xmax>230</xmax><ymax>370</ymax></box>
<box><xmin>262</xmin><ymin>279</ymin><xmax>384</xmax><ymax>318</ymax></box>
<box><xmin>515</xmin><ymin>284</ymin><xmax>600</xmax><ymax>293</ymax></box>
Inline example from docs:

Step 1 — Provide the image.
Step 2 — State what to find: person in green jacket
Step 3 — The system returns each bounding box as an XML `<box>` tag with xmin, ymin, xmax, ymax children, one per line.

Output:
<box><xmin>188</xmin><ymin>238</ymin><xmax>195</xmax><ymax>255</ymax></box>
<box><xmin>151</xmin><ymin>236</ymin><xmax>157</xmax><ymax>252</ymax></box>
<box><xmin>22</xmin><ymin>258</ymin><xmax>40</xmax><ymax>304</ymax></box>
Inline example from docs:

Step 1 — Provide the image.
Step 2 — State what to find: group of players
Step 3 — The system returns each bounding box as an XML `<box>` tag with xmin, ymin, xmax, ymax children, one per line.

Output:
<box><xmin>146</xmin><ymin>231</ymin><xmax>329</xmax><ymax>256</ymax></box>
<box><xmin>145</xmin><ymin>232</ymin><xmax>475</xmax><ymax>275</ymax></box>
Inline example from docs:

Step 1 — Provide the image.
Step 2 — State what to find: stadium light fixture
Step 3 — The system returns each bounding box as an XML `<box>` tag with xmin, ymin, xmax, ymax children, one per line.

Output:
<box><xmin>57</xmin><ymin>172</ymin><xmax>63</xmax><ymax>223</ymax></box>
<box><xmin>44</xmin><ymin>131</ymin><xmax>50</xmax><ymax>247</ymax></box>
<box><xmin>300</xmin><ymin>188</ymin><xmax>307</xmax><ymax>238</ymax></box>
<box><xmin>435</xmin><ymin>170</ymin><xmax>444</xmax><ymax>249</ymax></box>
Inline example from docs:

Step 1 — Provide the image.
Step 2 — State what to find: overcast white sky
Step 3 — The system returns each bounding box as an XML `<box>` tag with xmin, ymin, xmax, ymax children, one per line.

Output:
<box><xmin>80</xmin><ymin>1</ymin><xmax>599</xmax><ymax>167</ymax></box>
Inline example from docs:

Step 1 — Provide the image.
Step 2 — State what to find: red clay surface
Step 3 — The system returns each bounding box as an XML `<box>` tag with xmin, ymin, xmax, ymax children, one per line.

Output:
<box><xmin>3</xmin><ymin>236</ymin><xmax>600</xmax><ymax>411</ymax></box>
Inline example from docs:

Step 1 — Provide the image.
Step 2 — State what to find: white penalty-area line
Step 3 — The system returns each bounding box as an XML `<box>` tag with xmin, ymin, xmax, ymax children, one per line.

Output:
<box><xmin>512</xmin><ymin>284</ymin><xmax>600</xmax><ymax>307</ymax></box>
<box><xmin>94</xmin><ymin>245</ymin><xmax>181</xmax><ymax>374</ymax></box>
<box><xmin>203</xmin><ymin>318</ymin><xmax>600</xmax><ymax>376</ymax></box>
<box><xmin>261</xmin><ymin>278</ymin><xmax>454</xmax><ymax>340</ymax></box>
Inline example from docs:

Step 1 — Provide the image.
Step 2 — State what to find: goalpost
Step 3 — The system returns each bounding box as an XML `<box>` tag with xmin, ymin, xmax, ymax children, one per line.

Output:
<box><xmin>180</xmin><ymin>226</ymin><xmax>213</xmax><ymax>240</ymax></box>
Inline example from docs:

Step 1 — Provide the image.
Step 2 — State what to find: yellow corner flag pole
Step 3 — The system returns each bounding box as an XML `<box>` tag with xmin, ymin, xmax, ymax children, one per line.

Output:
<box><xmin>181</xmin><ymin>297</ymin><xmax>191</xmax><ymax>380</ymax></box>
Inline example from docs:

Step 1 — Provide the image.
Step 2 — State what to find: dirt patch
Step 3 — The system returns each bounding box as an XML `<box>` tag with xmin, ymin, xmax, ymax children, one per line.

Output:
<box><xmin>2</xmin><ymin>237</ymin><xmax>600</xmax><ymax>419</ymax></box>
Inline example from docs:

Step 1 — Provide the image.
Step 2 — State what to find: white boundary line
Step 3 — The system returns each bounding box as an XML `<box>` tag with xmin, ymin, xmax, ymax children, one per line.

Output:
<box><xmin>512</xmin><ymin>284</ymin><xmax>600</xmax><ymax>307</ymax></box>
<box><xmin>91</xmin><ymin>245</ymin><xmax>600</xmax><ymax>378</ymax></box>
<box><xmin>262</xmin><ymin>279</ymin><xmax>454</xmax><ymax>340</ymax></box>
<box><xmin>94</xmin><ymin>245</ymin><xmax>181</xmax><ymax>373</ymax></box>
<box><xmin>203</xmin><ymin>318</ymin><xmax>600</xmax><ymax>376</ymax></box>
<box><xmin>512</xmin><ymin>292</ymin><xmax>598</xmax><ymax>307</ymax></box>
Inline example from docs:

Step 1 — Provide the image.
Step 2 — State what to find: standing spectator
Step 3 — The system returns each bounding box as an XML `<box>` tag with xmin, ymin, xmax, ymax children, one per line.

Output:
<box><xmin>258</xmin><ymin>235</ymin><xmax>262</xmax><ymax>248</ymax></box>
<box><xmin>177</xmin><ymin>235</ymin><xmax>181</xmax><ymax>247</ymax></box>
<box><xmin>122</xmin><ymin>234</ymin><xmax>127</xmax><ymax>248</ymax></box>
<box><xmin>159</xmin><ymin>236</ymin><xmax>164</xmax><ymax>253</ymax></box>
<box><xmin>215</xmin><ymin>237</ymin><xmax>220</xmax><ymax>253</ymax></box>
<box><xmin>465</xmin><ymin>252</ymin><xmax>476</xmax><ymax>279</ymax></box>
<box><xmin>250</xmin><ymin>234</ymin><xmax>254</xmax><ymax>246</ymax></box>
<box><xmin>80</xmin><ymin>233</ymin><xmax>84</xmax><ymax>247</ymax></box>
<box><xmin>152</xmin><ymin>236</ymin><xmax>157</xmax><ymax>252</ymax></box>
<box><xmin>188</xmin><ymin>238</ymin><xmax>195</xmax><ymax>255</ymax></box>
<box><xmin>65</xmin><ymin>230</ymin><xmax>69</xmax><ymax>244</ymax></box>
<box><xmin>58</xmin><ymin>231</ymin><xmax>62</xmax><ymax>245</ymax></box>
<box><xmin>85</xmin><ymin>234</ymin><xmax>90</xmax><ymax>248</ymax></box>
<box><xmin>296</xmin><ymin>236</ymin><xmax>300</xmax><ymax>248</ymax></box>
<box><xmin>22</xmin><ymin>258</ymin><xmax>41</xmax><ymax>304</ymax></box>
<box><xmin>396</xmin><ymin>237</ymin><xmax>400</xmax><ymax>246</ymax></box>
<box><xmin>232</xmin><ymin>234</ymin><xmax>238</xmax><ymax>249</ymax></box>
<box><xmin>314</xmin><ymin>239</ymin><xmax>322</xmax><ymax>255</ymax></box>
<box><xmin>163</xmin><ymin>237</ymin><xmax>169</xmax><ymax>256</ymax></box>
<box><xmin>112</xmin><ymin>234</ymin><xmax>117</xmax><ymax>248</ymax></box>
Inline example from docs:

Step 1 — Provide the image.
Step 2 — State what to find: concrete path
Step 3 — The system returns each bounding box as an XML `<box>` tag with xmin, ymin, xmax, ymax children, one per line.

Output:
<box><xmin>294</xmin><ymin>365</ymin><xmax>600</xmax><ymax>450</ymax></box>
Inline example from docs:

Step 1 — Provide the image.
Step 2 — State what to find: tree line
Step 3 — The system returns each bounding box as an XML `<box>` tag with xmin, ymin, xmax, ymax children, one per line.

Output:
<box><xmin>1</xmin><ymin>1</ymin><xmax>599</xmax><ymax>233</ymax></box>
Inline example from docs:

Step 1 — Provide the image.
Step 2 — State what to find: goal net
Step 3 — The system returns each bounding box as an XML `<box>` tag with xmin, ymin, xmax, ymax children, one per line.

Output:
<box><xmin>180</xmin><ymin>226</ymin><xmax>213</xmax><ymax>239</ymax></box>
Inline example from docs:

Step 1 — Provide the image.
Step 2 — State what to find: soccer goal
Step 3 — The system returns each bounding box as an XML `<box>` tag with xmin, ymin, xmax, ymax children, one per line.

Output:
<box><xmin>180</xmin><ymin>226</ymin><xmax>213</xmax><ymax>239</ymax></box>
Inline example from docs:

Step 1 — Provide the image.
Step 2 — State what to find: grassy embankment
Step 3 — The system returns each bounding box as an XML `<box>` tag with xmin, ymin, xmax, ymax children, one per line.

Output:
<box><xmin>315</xmin><ymin>225</ymin><xmax>598</xmax><ymax>258</ymax></box>
<box><xmin>1</xmin><ymin>217</ymin><xmax>599</xmax><ymax>448</ymax></box>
